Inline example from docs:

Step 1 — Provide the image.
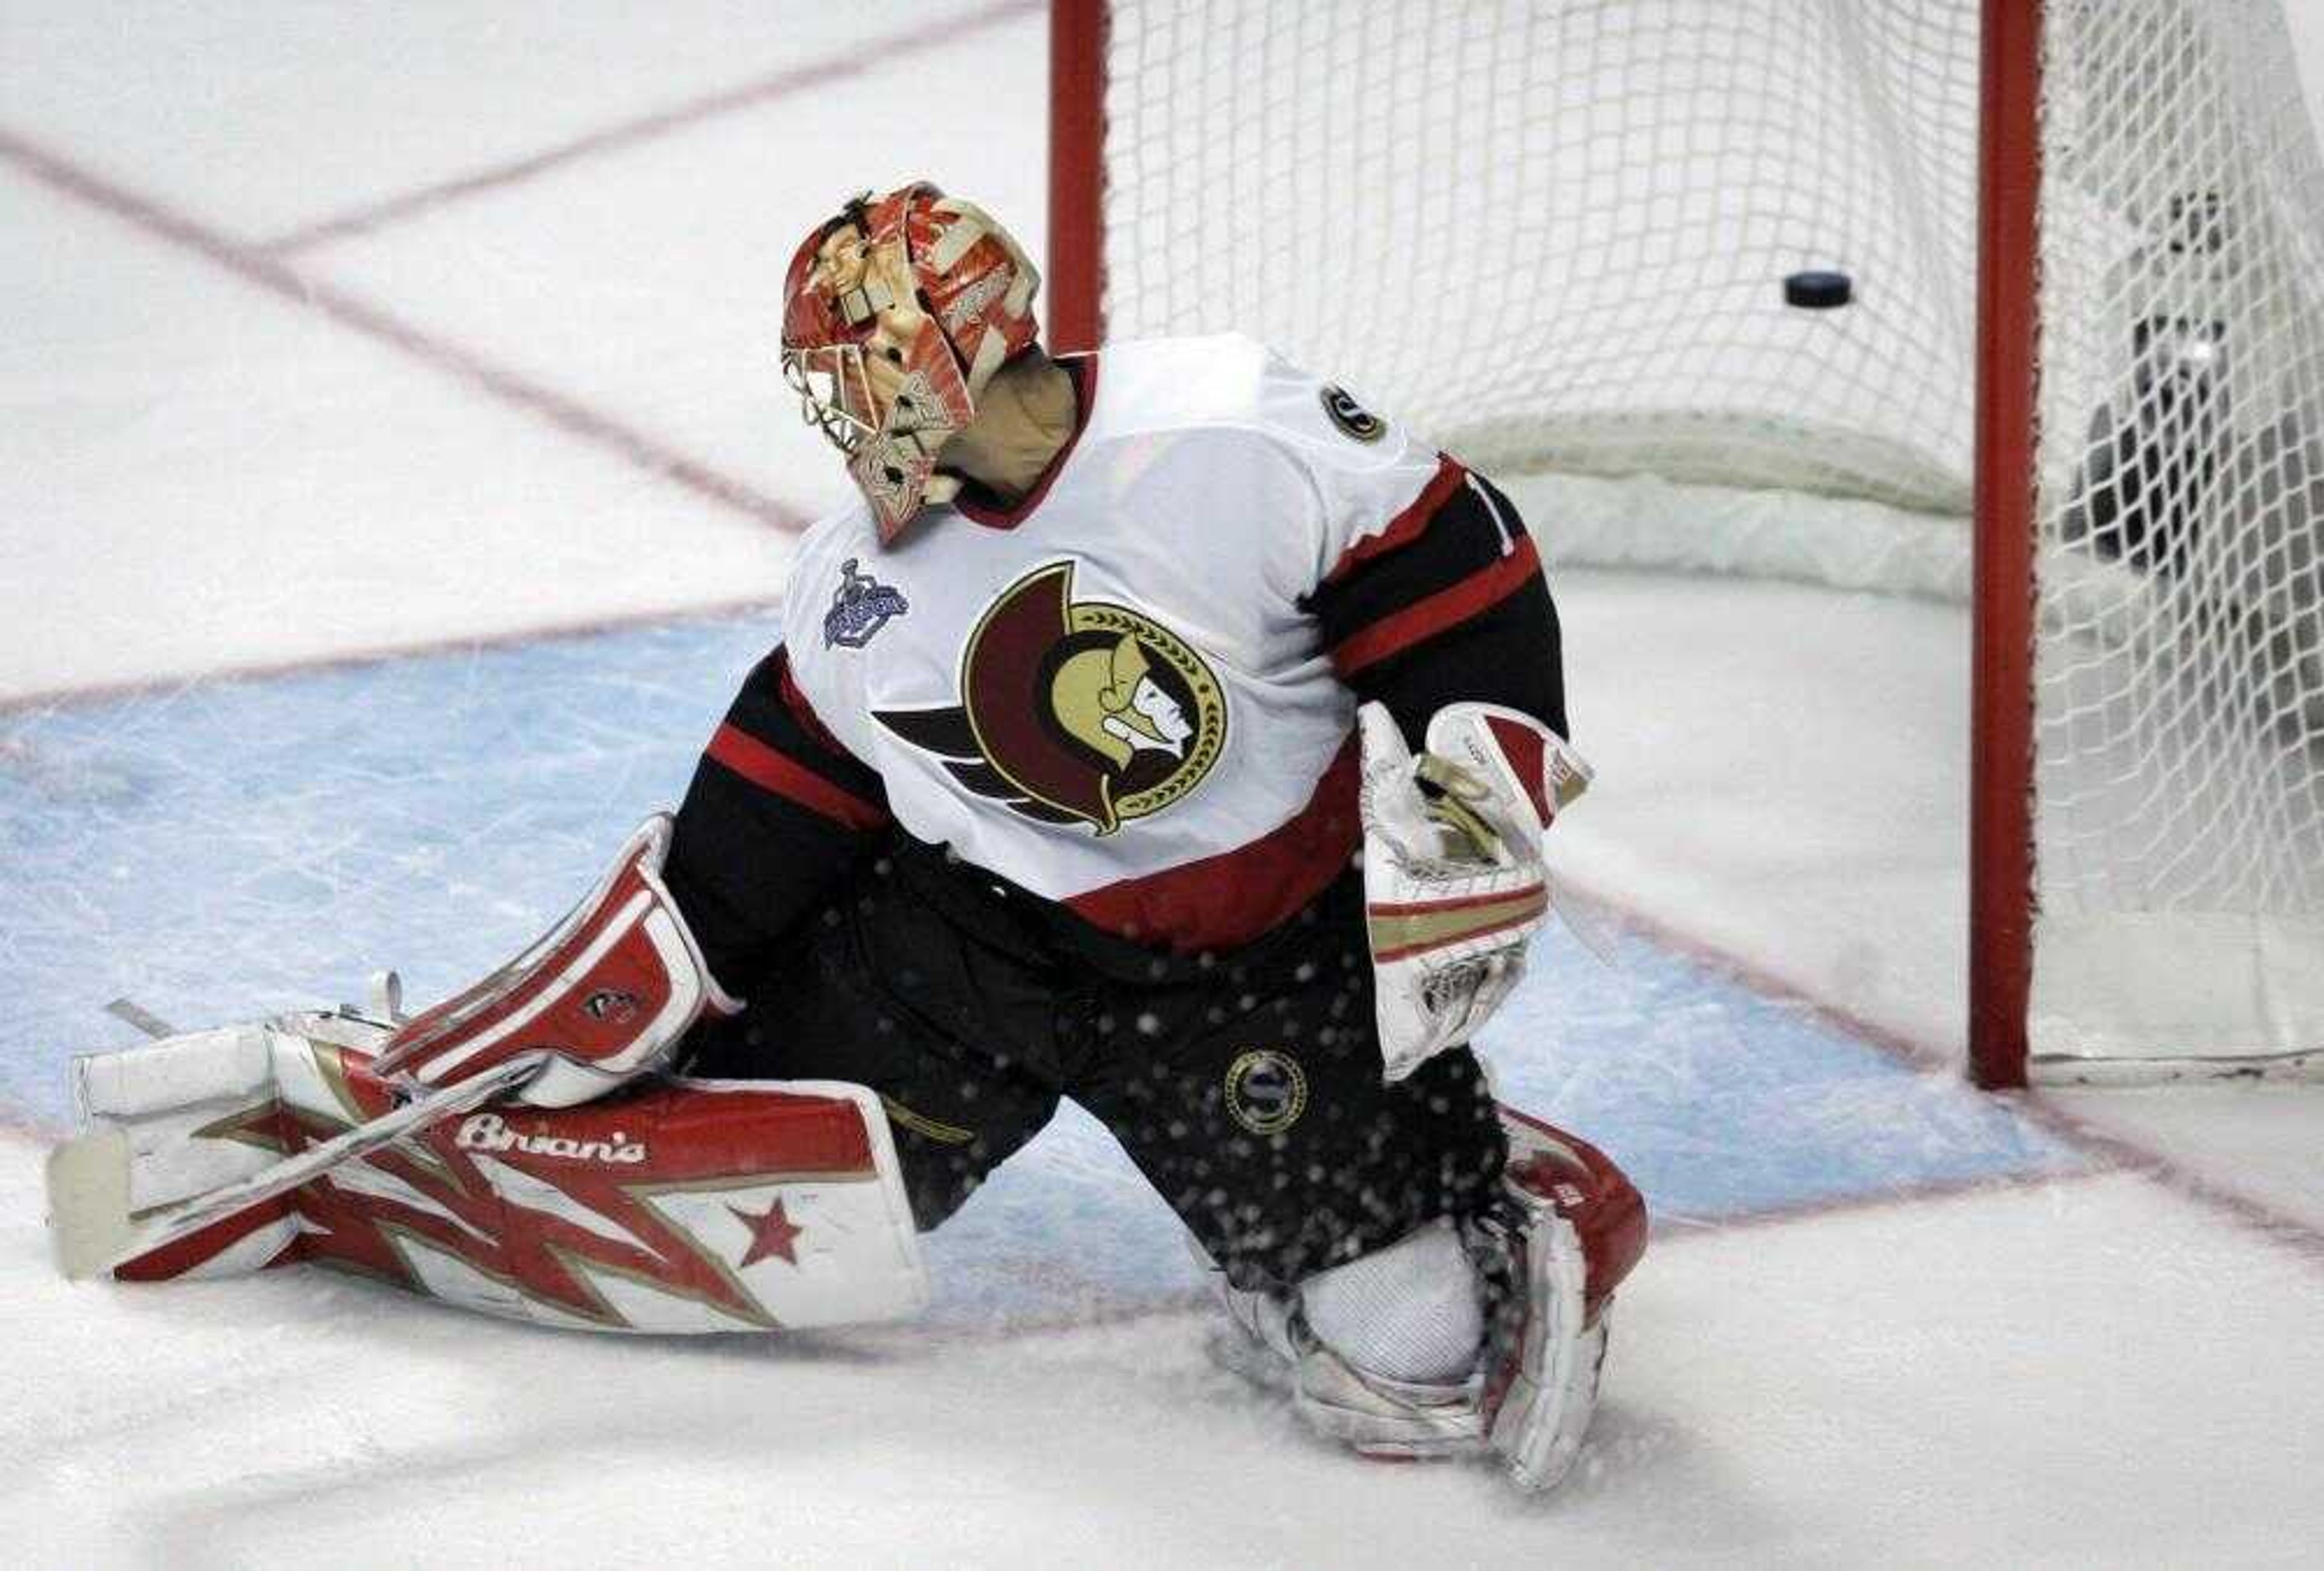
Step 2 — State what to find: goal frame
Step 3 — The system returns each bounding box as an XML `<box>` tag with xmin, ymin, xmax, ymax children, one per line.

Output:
<box><xmin>1968</xmin><ymin>0</ymin><xmax>2040</xmax><ymax>1090</ymax></box>
<box><xmin>1043</xmin><ymin>0</ymin><xmax>2132</xmax><ymax>1091</ymax></box>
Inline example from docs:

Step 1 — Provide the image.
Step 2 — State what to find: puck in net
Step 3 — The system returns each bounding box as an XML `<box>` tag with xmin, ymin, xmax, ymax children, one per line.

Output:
<box><xmin>1784</xmin><ymin>269</ymin><xmax>1853</xmax><ymax>309</ymax></box>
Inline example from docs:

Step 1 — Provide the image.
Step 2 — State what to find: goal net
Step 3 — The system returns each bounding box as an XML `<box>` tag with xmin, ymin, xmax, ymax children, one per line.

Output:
<box><xmin>1062</xmin><ymin>0</ymin><xmax>2324</xmax><ymax>1083</ymax></box>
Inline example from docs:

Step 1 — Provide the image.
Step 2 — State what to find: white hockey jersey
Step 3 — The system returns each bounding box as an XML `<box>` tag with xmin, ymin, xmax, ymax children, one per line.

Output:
<box><xmin>773</xmin><ymin>333</ymin><xmax>1540</xmax><ymax>951</ymax></box>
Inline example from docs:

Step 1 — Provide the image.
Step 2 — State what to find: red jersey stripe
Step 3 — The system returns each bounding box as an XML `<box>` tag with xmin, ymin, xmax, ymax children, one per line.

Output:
<box><xmin>706</xmin><ymin>724</ymin><xmax>888</xmax><ymax>832</ymax></box>
<box><xmin>1321</xmin><ymin>454</ymin><xmax>1468</xmax><ymax>585</ymax></box>
<box><xmin>776</xmin><ymin>658</ymin><xmax>854</xmax><ymax>759</ymax></box>
<box><xmin>1328</xmin><ymin>535</ymin><xmax>1543</xmax><ymax>677</ymax></box>
<box><xmin>1065</xmin><ymin>736</ymin><xmax>1362</xmax><ymax>951</ymax></box>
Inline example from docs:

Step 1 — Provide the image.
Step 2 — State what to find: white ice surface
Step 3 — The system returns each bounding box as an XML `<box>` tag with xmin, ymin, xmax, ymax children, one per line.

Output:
<box><xmin>4</xmin><ymin>1138</ymin><xmax>2319</xmax><ymax>1570</ymax></box>
<box><xmin>1549</xmin><ymin>571</ymin><xmax>1975</xmax><ymax>1057</ymax></box>
<box><xmin>0</xmin><ymin>168</ymin><xmax>798</xmax><ymax>700</ymax></box>
<box><xmin>0</xmin><ymin>0</ymin><xmax>1048</xmax><ymax>704</ymax></box>
<box><xmin>2048</xmin><ymin>1083</ymin><xmax>2324</xmax><ymax>1236</ymax></box>
<box><xmin>7</xmin><ymin>3</ymin><xmax>2324</xmax><ymax>1564</ymax></box>
<box><xmin>0</xmin><ymin>3</ymin><xmax>1021</xmax><ymax>243</ymax></box>
<box><xmin>296</xmin><ymin>5</ymin><xmax>1051</xmax><ymax>528</ymax></box>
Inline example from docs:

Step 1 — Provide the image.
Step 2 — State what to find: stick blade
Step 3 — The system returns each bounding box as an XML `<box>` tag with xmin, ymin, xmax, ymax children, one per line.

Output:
<box><xmin>45</xmin><ymin>1124</ymin><xmax>134</xmax><ymax>1281</ymax></box>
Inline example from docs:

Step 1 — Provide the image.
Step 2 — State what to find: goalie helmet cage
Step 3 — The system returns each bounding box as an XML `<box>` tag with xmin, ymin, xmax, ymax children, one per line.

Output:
<box><xmin>1048</xmin><ymin>0</ymin><xmax>2324</xmax><ymax>1089</ymax></box>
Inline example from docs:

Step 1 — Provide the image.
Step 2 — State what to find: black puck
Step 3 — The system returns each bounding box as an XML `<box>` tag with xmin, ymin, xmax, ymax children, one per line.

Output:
<box><xmin>1784</xmin><ymin>269</ymin><xmax>1853</xmax><ymax>309</ymax></box>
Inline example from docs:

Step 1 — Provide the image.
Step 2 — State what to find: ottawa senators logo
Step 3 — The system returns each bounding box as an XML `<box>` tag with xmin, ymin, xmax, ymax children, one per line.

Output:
<box><xmin>874</xmin><ymin>561</ymin><xmax>1226</xmax><ymax>835</ymax></box>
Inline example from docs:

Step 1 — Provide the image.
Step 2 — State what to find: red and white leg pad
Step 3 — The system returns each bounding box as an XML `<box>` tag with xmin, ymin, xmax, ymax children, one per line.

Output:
<box><xmin>370</xmin><ymin>815</ymin><xmax>740</xmax><ymax>1109</ymax></box>
<box><xmin>71</xmin><ymin>1014</ymin><xmax>927</xmax><ymax>1332</ymax></box>
<box><xmin>1479</xmin><ymin>1109</ymin><xmax>1648</xmax><ymax>1491</ymax></box>
<box><xmin>1199</xmin><ymin>1105</ymin><xmax>1646</xmax><ymax>1493</ymax></box>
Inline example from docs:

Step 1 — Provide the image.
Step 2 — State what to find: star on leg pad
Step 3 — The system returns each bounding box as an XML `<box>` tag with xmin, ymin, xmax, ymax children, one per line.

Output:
<box><xmin>730</xmin><ymin>1196</ymin><xmax>806</xmax><ymax>1267</ymax></box>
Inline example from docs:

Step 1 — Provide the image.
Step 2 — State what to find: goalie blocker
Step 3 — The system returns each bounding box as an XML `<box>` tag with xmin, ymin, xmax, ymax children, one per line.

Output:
<box><xmin>368</xmin><ymin>815</ymin><xmax>740</xmax><ymax>1109</ymax></box>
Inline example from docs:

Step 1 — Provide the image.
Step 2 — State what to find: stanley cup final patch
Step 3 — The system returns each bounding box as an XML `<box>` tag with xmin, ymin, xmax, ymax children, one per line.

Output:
<box><xmin>824</xmin><ymin>557</ymin><xmax>910</xmax><ymax>649</ymax></box>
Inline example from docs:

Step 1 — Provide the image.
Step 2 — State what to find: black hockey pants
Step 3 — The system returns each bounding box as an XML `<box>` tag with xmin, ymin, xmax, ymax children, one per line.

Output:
<box><xmin>683</xmin><ymin>838</ymin><xmax>1506</xmax><ymax>1290</ymax></box>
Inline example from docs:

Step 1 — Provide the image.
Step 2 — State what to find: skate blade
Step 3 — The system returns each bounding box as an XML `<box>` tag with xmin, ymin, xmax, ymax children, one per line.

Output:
<box><xmin>1203</xmin><ymin>1324</ymin><xmax>1294</xmax><ymax>1394</ymax></box>
<box><xmin>45</xmin><ymin>1124</ymin><xmax>134</xmax><ymax>1281</ymax></box>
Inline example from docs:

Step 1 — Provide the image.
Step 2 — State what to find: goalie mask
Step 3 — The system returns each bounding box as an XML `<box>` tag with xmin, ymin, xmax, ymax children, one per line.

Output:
<box><xmin>781</xmin><ymin>183</ymin><xmax>1043</xmax><ymax>542</ymax></box>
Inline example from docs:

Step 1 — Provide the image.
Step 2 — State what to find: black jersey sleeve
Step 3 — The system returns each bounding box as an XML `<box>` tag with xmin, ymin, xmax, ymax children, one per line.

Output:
<box><xmin>1302</xmin><ymin>461</ymin><xmax>1569</xmax><ymax>743</ymax></box>
<box><xmin>664</xmin><ymin>646</ymin><xmax>891</xmax><ymax>981</ymax></box>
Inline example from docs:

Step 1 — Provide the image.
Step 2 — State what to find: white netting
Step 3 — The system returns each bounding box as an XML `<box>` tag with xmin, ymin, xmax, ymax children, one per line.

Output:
<box><xmin>1096</xmin><ymin>0</ymin><xmax>2324</xmax><ymax>1071</ymax></box>
<box><xmin>1105</xmin><ymin>0</ymin><xmax>1981</xmax><ymax>510</ymax></box>
<box><xmin>2026</xmin><ymin>0</ymin><xmax>2324</xmax><ymax>1066</ymax></box>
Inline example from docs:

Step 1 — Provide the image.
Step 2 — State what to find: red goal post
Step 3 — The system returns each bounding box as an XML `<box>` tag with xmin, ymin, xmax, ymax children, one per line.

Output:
<box><xmin>1048</xmin><ymin>0</ymin><xmax>1109</xmax><ymax>358</ymax></box>
<box><xmin>1969</xmin><ymin>0</ymin><xmax>2041</xmax><ymax>1090</ymax></box>
<box><xmin>1049</xmin><ymin>0</ymin><xmax>2324</xmax><ymax>1089</ymax></box>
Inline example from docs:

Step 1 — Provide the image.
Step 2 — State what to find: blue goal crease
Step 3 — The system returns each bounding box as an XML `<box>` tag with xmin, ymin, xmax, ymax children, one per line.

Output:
<box><xmin>0</xmin><ymin>614</ymin><xmax>2079</xmax><ymax>1319</ymax></box>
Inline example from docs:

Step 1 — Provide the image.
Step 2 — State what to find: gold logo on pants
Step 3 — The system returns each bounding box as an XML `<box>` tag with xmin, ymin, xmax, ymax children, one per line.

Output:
<box><xmin>1225</xmin><ymin>1049</ymin><xmax>1309</xmax><ymax>1136</ymax></box>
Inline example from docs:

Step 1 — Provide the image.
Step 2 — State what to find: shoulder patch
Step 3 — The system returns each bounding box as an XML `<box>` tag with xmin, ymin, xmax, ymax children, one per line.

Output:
<box><xmin>1319</xmin><ymin>384</ymin><xmax>1385</xmax><ymax>444</ymax></box>
<box><xmin>822</xmin><ymin>557</ymin><xmax>910</xmax><ymax>649</ymax></box>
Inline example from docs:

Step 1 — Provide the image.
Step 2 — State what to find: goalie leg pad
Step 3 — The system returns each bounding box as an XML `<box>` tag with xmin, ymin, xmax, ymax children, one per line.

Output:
<box><xmin>76</xmin><ymin>1020</ymin><xmax>927</xmax><ymax>1332</ymax></box>
<box><xmin>62</xmin><ymin>1020</ymin><xmax>304</xmax><ymax>1281</ymax></box>
<box><xmin>1299</xmin><ymin>1217</ymin><xmax>1484</xmax><ymax>1384</ymax></box>
<box><xmin>1199</xmin><ymin>1106</ymin><xmax>1646</xmax><ymax>1489</ymax></box>
<box><xmin>1477</xmin><ymin>1109</ymin><xmax>1649</xmax><ymax>1491</ymax></box>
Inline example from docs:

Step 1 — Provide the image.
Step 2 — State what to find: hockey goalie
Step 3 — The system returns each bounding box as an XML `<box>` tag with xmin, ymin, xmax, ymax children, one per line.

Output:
<box><xmin>47</xmin><ymin>185</ymin><xmax>1645</xmax><ymax>1494</ymax></box>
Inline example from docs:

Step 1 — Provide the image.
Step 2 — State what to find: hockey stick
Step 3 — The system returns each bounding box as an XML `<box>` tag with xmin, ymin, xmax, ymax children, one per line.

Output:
<box><xmin>45</xmin><ymin>1051</ymin><xmax>547</xmax><ymax>1282</ymax></box>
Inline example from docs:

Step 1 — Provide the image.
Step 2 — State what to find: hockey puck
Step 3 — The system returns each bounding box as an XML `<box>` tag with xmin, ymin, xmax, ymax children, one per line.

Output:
<box><xmin>1784</xmin><ymin>269</ymin><xmax>1853</xmax><ymax>309</ymax></box>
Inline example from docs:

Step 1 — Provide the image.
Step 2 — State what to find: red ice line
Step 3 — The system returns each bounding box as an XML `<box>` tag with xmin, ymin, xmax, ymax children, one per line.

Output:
<box><xmin>0</xmin><ymin>594</ymin><xmax>780</xmax><ymax>720</ymax></box>
<box><xmin>0</xmin><ymin>126</ymin><xmax>804</xmax><ymax>536</ymax></box>
<box><xmin>4</xmin><ymin>1055</ymin><xmax>2309</xmax><ymax>1344</ymax></box>
<box><xmin>0</xmin><ymin>1</ymin><xmax>1046</xmax><ymax>715</ymax></box>
<box><xmin>260</xmin><ymin>0</ymin><xmax>1046</xmax><ymax>255</ymax></box>
<box><xmin>0</xmin><ymin>123</ymin><xmax>804</xmax><ymax>717</ymax></box>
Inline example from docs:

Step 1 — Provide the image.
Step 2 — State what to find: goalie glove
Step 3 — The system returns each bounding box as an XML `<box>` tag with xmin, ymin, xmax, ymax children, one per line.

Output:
<box><xmin>1357</xmin><ymin>701</ymin><xmax>1590</xmax><ymax>1081</ymax></box>
<box><xmin>370</xmin><ymin>816</ymin><xmax>741</xmax><ymax>1109</ymax></box>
